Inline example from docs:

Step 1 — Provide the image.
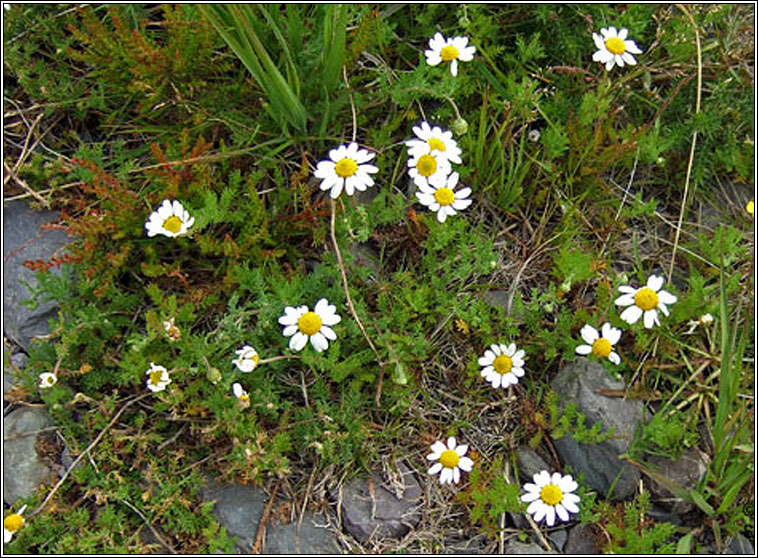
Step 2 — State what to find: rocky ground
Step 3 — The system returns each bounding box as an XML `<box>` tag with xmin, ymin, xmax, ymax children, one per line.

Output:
<box><xmin>3</xmin><ymin>198</ymin><xmax>754</xmax><ymax>554</ymax></box>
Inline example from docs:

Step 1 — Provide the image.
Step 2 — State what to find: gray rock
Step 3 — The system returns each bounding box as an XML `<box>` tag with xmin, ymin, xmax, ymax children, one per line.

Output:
<box><xmin>264</xmin><ymin>512</ymin><xmax>341</xmax><ymax>554</ymax></box>
<box><xmin>565</xmin><ymin>524</ymin><xmax>602</xmax><ymax>554</ymax></box>
<box><xmin>645</xmin><ymin>447</ymin><xmax>709</xmax><ymax>513</ymax></box>
<box><xmin>550</xmin><ymin>358</ymin><xmax>645</xmax><ymax>500</ymax></box>
<box><xmin>504</xmin><ymin>541</ymin><xmax>558</xmax><ymax>554</ymax></box>
<box><xmin>348</xmin><ymin>242</ymin><xmax>379</xmax><ymax>275</ymax></box>
<box><xmin>201</xmin><ymin>483</ymin><xmax>266</xmax><ymax>554</ymax></box>
<box><xmin>3</xmin><ymin>406</ymin><xmax>54</xmax><ymax>505</ymax></box>
<box><xmin>727</xmin><ymin>533</ymin><xmax>755</xmax><ymax>555</ymax></box>
<box><xmin>3</xmin><ymin>200</ymin><xmax>71</xmax><ymax>350</ymax></box>
<box><xmin>548</xmin><ymin>528</ymin><xmax>567</xmax><ymax>552</ymax></box>
<box><xmin>336</xmin><ymin>461</ymin><xmax>422</xmax><ymax>543</ymax></box>
<box><xmin>516</xmin><ymin>447</ymin><xmax>551</xmax><ymax>482</ymax></box>
<box><xmin>4</xmin><ymin>340</ymin><xmax>28</xmax><ymax>394</ymax></box>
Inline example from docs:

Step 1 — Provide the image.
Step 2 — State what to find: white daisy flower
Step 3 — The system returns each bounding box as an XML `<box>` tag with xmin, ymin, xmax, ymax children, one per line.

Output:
<box><xmin>415</xmin><ymin>171</ymin><xmax>472</xmax><ymax>223</ymax></box>
<box><xmin>232</xmin><ymin>382</ymin><xmax>250</xmax><ymax>405</ymax></box>
<box><xmin>313</xmin><ymin>142</ymin><xmax>378</xmax><ymax>199</ymax></box>
<box><xmin>145</xmin><ymin>199</ymin><xmax>195</xmax><ymax>238</ymax></box>
<box><xmin>278</xmin><ymin>298</ymin><xmax>341</xmax><ymax>353</ymax></box>
<box><xmin>592</xmin><ymin>26</ymin><xmax>642</xmax><ymax>71</ymax></box>
<box><xmin>407</xmin><ymin>149</ymin><xmax>452</xmax><ymax>190</ymax></box>
<box><xmin>575</xmin><ymin>323</ymin><xmax>622</xmax><ymax>365</ymax></box>
<box><xmin>698</xmin><ymin>313</ymin><xmax>714</xmax><ymax>326</ymax></box>
<box><xmin>615</xmin><ymin>274</ymin><xmax>677</xmax><ymax>329</ymax></box>
<box><xmin>520</xmin><ymin>470</ymin><xmax>581</xmax><ymax>527</ymax></box>
<box><xmin>426</xmin><ymin>436</ymin><xmax>474</xmax><ymax>485</ymax></box>
<box><xmin>405</xmin><ymin>121</ymin><xmax>462</xmax><ymax>164</ymax></box>
<box><xmin>3</xmin><ymin>505</ymin><xmax>27</xmax><ymax>543</ymax></box>
<box><xmin>478</xmin><ymin>342</ymin><xmax>526</xmax><ymax>389</ymax></box>
<box><xmin>145</xmin><ymin>362</ymin><xmax>171</xmax><ymax>393</ymax></box>
<box><xmin>424</xmin><ymin>32</ymin><xmax>476</xmax><ymax>77</ymax></box>
<box><xmin>232</xmin><ymin>345</ymin><xmax>260</xmax><ymax>372</ymax></box>
<box><xmin>38</xmin><ymin>372</ymin><xmax>57</xmax><ymax>389</ymax></box>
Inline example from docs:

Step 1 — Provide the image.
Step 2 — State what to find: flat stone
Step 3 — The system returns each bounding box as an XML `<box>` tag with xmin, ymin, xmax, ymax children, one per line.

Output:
<box><xmin>264</xmin><ymin>512</ymin><xmax>340</xmax><ymax>554</ymax></box>
<box><xmin>504</xmin><ymin>541</ymin><xmax>558</xmax><ymax>554</ymax></box>
<box><xmin>550</xmin><ymin>358</ymin><xmax>645</xmax><ymax>500</ymax></box>
<box><xmin>515</xmin><ymin>447</ymin><xmax>551</xmax><ymax>482</ymax></box>
<box><xmin>727</xmin><ymin>533</ymin><xmax>755</xmax><ymax>555</ymax></box>
<box><xmin>565</xmin><ymin>524</ymin><xmax>602</xmax><ymax>554</ymax></box>
<box><xmin>201</xmin><ymin>483</ymin><xmax>266</xmax><ymax>554</ymax></box>
<box><xmin>3</xmin><ymin>200</ymin><xmax>71</xmax><ymax>350</ymax></box>
<box><xmin>548</xmin><ymin>528</ymin><xmax>568</xmax><ymax>552</ymax></box>
<box><xmin>336</xmin><ymin>461</ymin><xmax>422</xmax><ymax>543</ymax></box>
<box><xmin>645</xmin><ymin>447</ymin><xmax>710</xmax><ymax>513</ymax></box>
<box><xmin>3</xmin><ymin>406</ymin><xmax>54</xmax><ymax>505</ymax></box>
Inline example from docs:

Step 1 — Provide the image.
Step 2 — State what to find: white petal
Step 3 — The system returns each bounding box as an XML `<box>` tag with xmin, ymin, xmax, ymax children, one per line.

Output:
<box><xmin>447</xmin><ymin>436</ymin><xmax>457</xmax><ymax>450</ymax></box>
<box><xmin>490</xmin><ymin>373</ymin><xmax>502</xmax><ymax>389</ymax></box>
<box><xmin>622</xmin><ymin>52</ymin><xmax>637</xmax><ymax>65</ymax></box>
<box><xmin>321</xmin><ymin>325</ymin><xmax>337</xmax><ymax>341</ymax></box>
<box><xmin>580</xmin><ymin>324</ymin><xmax>599</xmax><ymax>344</ymax></box>
<box><xmin>657</xmin><ymin>290</ymin><xmax>677</xmax><ymax>304</ymax></box>
<box><xmin>618</xmin><ymin>285</ymin><xmax>637</xmax><ymax>294</ymax></box>
<box><xmin>233</xmin><ymin>383</ymin><xmax>244</xmax><ymax>397</ymax></box>
<box><xmin>450</xmin><ymin>59</ymin><xmax>458</xmax><ymax>76</ymax></box>
<box><xmin>290</xmin><ymin>332</ymin><xmax>308</xmax><ymax>351</ymax></box>
<box><xmin>643</xmin><ymin>310</ymin><xmax>659</xmax><ymax>329</ymax></box>
<box><xmin>618</xmin><ymin>28</ymin><xmax>628</xmax><ymax>40</ymax></box>
<box><xmin>458</xmin><ymin>457</ymin><xmax>474</xmax><ymax>471</ymax></box>
<box><xmin>615</xmin><ymin>294</ymin><xmax>636</xmax><ymax>307</ymax></box>
<box><xmin>609</xmin><ymin>352</ymin><xmax>621</xmax><ymax>365</ymax></box>
<box><xmin>521</xmin><ymin>491</ymin><xmax>540</xmax><ymax>503</ymax></box>
<box><xmin>455</xmin><ymin>444</ymin><xmax>468</xmax><ymax>456</ymax></box>
<box><xmin>593</xmin><ymin>33</ymin><xmax>605</xmax><ymax>50</ymax></box>
<box><xmin>555</xmin><ymin>504</ymin><xmax>569</xmax><ymax>522</ymax></box>
<box><xmin>431</xmin><ymin>441</ymin><xmax>447</xmax><ymax>454</ymax></box>
<box><xmin>658</xmin><ymin>303</ymin><xmax>670</xmax><ymax>317</ymax></box>
<box><xmin>310</xmin><ymin>332</ymin><xmax>329</xmax><ymax>352</ymax></box>
<box><xmin>545</xmin><ymin>506</ymin><xmax>556</xmax><ymax>526</ymax></box>
<box><xmin>452</xmin><ymin>198</ymin><xmax>472</xmax><ymax>211</ymax></box>
<box><xmin>532</xmin><ymin>503</ymin><xmax>547</xmax><ymax>523</ymax></box>
<box><xmin>602</xmin><ymin>324</ymin><xmax>622</xmax><ymax>344</ymax></box>
<box><xmin>594</xmin><ymin>49</ymin><xmax>614</xmax><ymax>63</ymax></box>
<box><xmin>620</xmin><ymin>305</ymin><xmax>643</xmax><ymax>325</ymax></box>
<box><xmin>535</xmin><ymin>471</ymin><xmax>551</xmax><ymax>486</ymax></box>
<box><xmin>575</xmin><ymin>344</ymin><xmax>592</xmax><ymax>355</ymax></box>
<box><xmin>626</xmin><ymin>40</ymin><xmax>642</xmax><ymax>54</ymax></box>
<box><xmin>440</xmin><ymin>467</ymin><xmax>452</xmax><ymax>485</ymax></box>
<box><xmin>428</xmin><ymin>462</ymin><xmax>443</xmax><ymax>476</ymax></box>
<box><xmin>452</xmin><ymin>467</ymin><xmax>460</xmax><ymax>484</ymax></box>
<box><xmin>426</xmin><ymin>53</ymin><xmax>442</xmax><ymax>66</ymax></box>
<box><xmin>282</xmin><ymin>324</ymin><xmax>298</xmax><ymax>337</ymax></box>
<box><xmin>559</xmin><ymin>475</ymin><xmax>577</xmax><ymax>493</ymax></box>
<box><xmin>480</xmin><ymin>366</ymin><xmax>494</xmax><ymax>377</ymax></box>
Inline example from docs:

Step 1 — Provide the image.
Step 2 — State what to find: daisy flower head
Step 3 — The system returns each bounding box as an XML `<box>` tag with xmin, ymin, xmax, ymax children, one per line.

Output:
<box><xmin>521</xmin><ymin>471</ymin><xmax>580</xmax><ymax>527</ymax></box>
<box><xmin>145</xmin><ymin>199</ymin><xmax>195</xmax><ymax>238</ymax></box>
<box><xmin>278</xmin><ymin>298</ymin><xmax>341</xmax><ymax>353</ymax></box>
<box><xmin>405</xmin><ymin>121</ymin><xmax>462</xmax><ymax>165</ymax></box>
<box><xmin>232</xmin><ymin>345</ymin><xmax>260</xmax><ymax>373</ymax></box>
<box><xmin>592</xmin><ymin>26</ymin><xmax>642</xmax><ymax>71</ymax></box>
<box><xmin>425</xmin><ymin>32</ymin><xmax>476</xmax><ymax>77</ymax></box>
<box><xmin>4</xmin><ymin>505</ymin><xmax>27</xmax><ymax>543</ymax></box>
<box><xmin>615</xmin><ymin>274</ymin><xmax>677</xmax><ymax>329</ymax></box>
<box><xmin>232</xmin><ymin>382</ymin><xmax>250</xmax><ymax>406</ymax></box>
<box><xmin>478</xmin><ymin>342</ymin><xmax>526</xmax><ymax>389</ymax></box>
<box><xmin>163</xmin><ymin>317</ymin><xmax>181</xmax><ymax>342</ymax></box>
<box><xmin>575</xmin><ymin>323</ymin><xmax>622</xmax><ymax>365</ymax></box>
<box><xmin>426</xmin><ymin>436</ymin><xmax>474</xmax><ymax>485</ymax></box>
<box><xmin>407</xmin><ymin>149</ymin><xmax>452</xmax><ymax>190</ymax></box>
<box><xmin>39</xmin><ymin>372</ymin><xmax>57</xmax><ymax>389</ymax></box>
<box><xmin>313</xmin><ymin>142</ymin><xmax>378</xmax><ymax>199</ymax></box>
<box><xmin>145</xmin><ymin>362</ymin><xmax>171</xmax><ymax>393</ymax></box>
<box><xmin>415</xmin><ymin>171</ymin><xmax>472</xmax><ymax>223</ymax></box>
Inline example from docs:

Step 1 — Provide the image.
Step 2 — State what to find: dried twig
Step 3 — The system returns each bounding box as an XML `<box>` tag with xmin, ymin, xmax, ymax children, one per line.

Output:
<box><xmin>28</xmin><ymin>392</ymin><xmax>151</xmax><ymax>519</ymax></box>
<box><xmin>668</xmin><ymin>5</ymin><xmax>702</xmax><ymax>282</ymax></box>
<box><xmin>251</xmin><ymin>478</ymin><xmax>282</xmax><ymax>554</ymax></box>
<box><xmin>118</xmin><ymin>497</ymin><xmax>177</xmax><ymax>554</ymax></box>
<box><xmin>329</xmin><ymin>200</ymin><xmax>386</xmax><ymax>405</ymax></box>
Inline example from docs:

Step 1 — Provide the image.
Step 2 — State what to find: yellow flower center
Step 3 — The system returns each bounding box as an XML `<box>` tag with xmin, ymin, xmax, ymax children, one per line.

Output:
<box><xmin>427</xmin><ymin>137</ymin><xmax>446</xmax><ymax>152</ymax></box>
<box><xmin>493</xmin><ymin>354</ymin><xmax>513</xmax><ymax>375</ymax></box>
<box><xmin>540</xmin><ymin>484</ymin><xmax>564</xmax><ymax>506</ymax></box>
<box><xmin>334</xmin><ymin>157</ymin><xmax>358</xmax><ymax>178</ymax></box>
<box><xmin>747</xmin><ymin>200</ymin><xmax>754</xmax><ymax>215</ymax></box>
<box><xmin>634</xmin><ymin>287</ymin><xmax>659</xmax><ymax>311</ymax></box>
<box><xmin>416</xmin><ymin>154</ymin><xmax>437</xmax><ymax>177</ymax></box>
<box><xmin>434</xmin><ymin>187</ymin><xmax>455</xmax><ymax>207</ymax></box>
<box><xmin>440</xmin><ymin>45</ymin><xmax>459</xmax><ymax>61</ymax></box>
<box><xmin>297</xmin><ymin>311</ymin><xmax>323</xmax><ymax>336</ymax></box>
<box><xmin>149</xmin><ymin>369</ymin><xmax>164</xmax><ymax>386</ymax></box>
<box><xmin>249</xmin><ymin>353</ymin><xmax>260</xmax><ymax>364</ymax></box>
<box><xmin>605</xmin><ymin>37</ymin><xmax>626</xmax><ymax>55</ymax></box>
<box><xmin>239</xmin><ymin>393</ymin><xmax>249</xmax><ymax>402</ymax></box>
<box><xmin>163</xmin><ymin>215</ymin><xmax>184</xmax><ymax>234</ymax></box>
<box><xmin>4</xmin><ymin>513</ymin><xmax>23</xmax><ymax>532</ymax></box>
<box><xmin>591</xmin><ymin>338</ymin><xmax>612</xmax><ymax>358</ymax></box>
<box><xmin>439</xmin><ymin>449</ymin><xmax>460</xmax><ymax>468</ymax></box>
